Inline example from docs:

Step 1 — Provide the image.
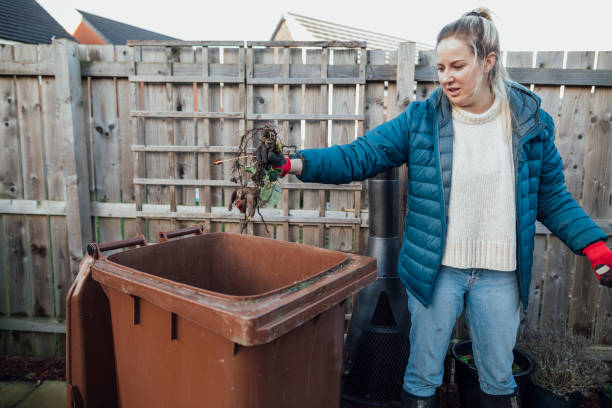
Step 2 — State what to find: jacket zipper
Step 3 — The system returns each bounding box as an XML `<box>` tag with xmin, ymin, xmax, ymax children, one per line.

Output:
<box><xmin>514</xmin><ymin>122</ymin><xmax>545</xmax><ymax>310</ymax></box>
<box><xmin>436</xmin><ymin>111</ymin><xmax>447</xmax><ymax>255</ymax></box>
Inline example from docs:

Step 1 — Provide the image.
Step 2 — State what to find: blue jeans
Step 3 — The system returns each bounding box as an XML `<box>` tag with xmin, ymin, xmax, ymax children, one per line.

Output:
<box><xmin>403</xmin><ymin>265</ymin><xmax>521</xmax><ymax>397</ymax></box>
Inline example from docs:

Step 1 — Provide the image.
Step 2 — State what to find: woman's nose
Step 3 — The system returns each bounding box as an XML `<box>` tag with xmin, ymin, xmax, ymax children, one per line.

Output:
<box><xmin>438</xmin><ymin>70</ymin><xmax>453</xmax><ymax>85</ymax></box>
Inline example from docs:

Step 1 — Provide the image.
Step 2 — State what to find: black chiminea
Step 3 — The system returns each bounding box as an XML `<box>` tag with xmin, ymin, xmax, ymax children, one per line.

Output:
<box><xmin>341</xmin><ymin>168</ymin><xmax>411</xmax><ymax>407</ymax></box>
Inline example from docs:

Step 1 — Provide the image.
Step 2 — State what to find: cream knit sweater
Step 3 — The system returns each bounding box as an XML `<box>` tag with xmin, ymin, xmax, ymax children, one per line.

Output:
<box><xmin>440</xmin><ymin>96</ymin><xmax>517</xmax><ymax>271</ymax></box>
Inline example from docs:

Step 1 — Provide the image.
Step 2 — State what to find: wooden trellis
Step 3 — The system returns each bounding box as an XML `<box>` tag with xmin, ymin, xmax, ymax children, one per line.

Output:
<box><xmin>126</xmin><ymin>40</ymin><xmax>368</xmax><ymax>252</ymax></box>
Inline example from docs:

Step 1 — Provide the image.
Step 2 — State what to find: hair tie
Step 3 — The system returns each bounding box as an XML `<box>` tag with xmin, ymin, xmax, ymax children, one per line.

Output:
<box><xmin>466</xmin><ymin>11</ymin><xmax>483</xmax><ymax>18</ymax></box>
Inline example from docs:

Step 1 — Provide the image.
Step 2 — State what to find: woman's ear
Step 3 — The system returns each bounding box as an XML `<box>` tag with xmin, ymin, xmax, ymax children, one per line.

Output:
<box><xmin>484</xmin><ymin>52</ymin><xmax>496</xmax><ymax>74</ymax></box>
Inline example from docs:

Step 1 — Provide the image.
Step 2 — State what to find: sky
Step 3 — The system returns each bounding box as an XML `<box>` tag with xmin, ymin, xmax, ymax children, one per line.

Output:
<box><xmin>37</xmin><ymin>0</ymin><xmax>611</xmax><ymax>53</ymax></box>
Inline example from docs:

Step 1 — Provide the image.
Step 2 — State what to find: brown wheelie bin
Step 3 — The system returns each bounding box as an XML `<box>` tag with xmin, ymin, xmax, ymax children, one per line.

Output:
<box><xmin>66</xmin><ymin>226</ymin><xmax>376</xmax><ymax>408</ymax></box>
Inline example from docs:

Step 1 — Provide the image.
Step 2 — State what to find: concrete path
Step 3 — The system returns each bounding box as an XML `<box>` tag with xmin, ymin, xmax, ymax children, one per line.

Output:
<box><xmin>0</xmin><ymin>381</ymin><xmax>66</xmax><ymax>408</ymax></box>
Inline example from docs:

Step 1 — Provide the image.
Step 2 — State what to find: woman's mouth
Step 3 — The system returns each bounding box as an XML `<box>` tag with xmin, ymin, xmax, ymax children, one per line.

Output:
<box><xmin>447</xmin><ymin>87</ymin><xmax>460</xmax><ymax>96</ymax></box>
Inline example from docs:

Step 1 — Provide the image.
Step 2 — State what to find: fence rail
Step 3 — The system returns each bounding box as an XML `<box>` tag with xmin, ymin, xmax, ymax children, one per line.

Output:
<box><xmin>0</xmin><ymin>40</ymin><xmax>611</xmax><ymax>359</ymax></box>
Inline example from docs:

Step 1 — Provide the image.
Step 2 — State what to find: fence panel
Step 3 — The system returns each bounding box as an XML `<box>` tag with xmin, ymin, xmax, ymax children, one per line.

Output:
<box><xmin>589</xmin><ymin>52</ymin><xmax>612</xmax><ymax>344</ymax></box>
<box><xmin>1</xmin><ymin>42</ymin><xmax>611</xmax><ymax>358</ymax></box>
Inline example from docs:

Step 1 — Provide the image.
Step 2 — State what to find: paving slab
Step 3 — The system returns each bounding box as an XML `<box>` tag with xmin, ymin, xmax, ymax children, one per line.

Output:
<box><xmin>15</xmin><ymin>381</ymin><xmax>66</xmax><ymax>408</ymax></box>
<box><xmin>0</xmin><ymin>382</ymin><xmax>36</xmax><ymax>407</ymax></box>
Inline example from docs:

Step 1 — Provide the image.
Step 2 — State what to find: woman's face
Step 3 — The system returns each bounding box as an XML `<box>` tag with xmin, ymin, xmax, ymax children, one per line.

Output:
<box><xmin>436</xmin><ymin>36</ymin><xmax>495</xmax><ymax>113</ymax></box>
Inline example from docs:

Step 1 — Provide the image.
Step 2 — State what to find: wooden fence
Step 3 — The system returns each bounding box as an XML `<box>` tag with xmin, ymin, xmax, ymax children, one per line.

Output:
<box><xmin>0</xmin><ymin>40</ymin><xmax>611</xmax><ymax>359</ymax></box>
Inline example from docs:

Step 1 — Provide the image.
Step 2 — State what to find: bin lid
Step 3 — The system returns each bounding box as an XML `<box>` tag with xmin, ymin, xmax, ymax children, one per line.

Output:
<box><xmin>91</xmin><ymin>233</ymin><xmax>377</xmax><ymax>346</ymax></box>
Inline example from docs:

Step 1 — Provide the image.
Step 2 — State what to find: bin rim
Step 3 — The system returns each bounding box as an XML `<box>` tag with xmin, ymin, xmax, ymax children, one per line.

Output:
<box><xmin>102</xmin><ymin>232</ymin><xmax>349</xmax><ymax>301</ymax></box>
<box><xmin>90</xmin><ymin>233</ymin><xmax>377</xmax><ymax>346</ymax></box>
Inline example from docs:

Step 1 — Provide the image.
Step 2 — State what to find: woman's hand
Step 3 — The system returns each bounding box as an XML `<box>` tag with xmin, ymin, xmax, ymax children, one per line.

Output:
<box><xmin>583</xmin><ymin>241</ymin><xmax>612</xmax><ymax>287</ymax></box>
<box><xmin>267</xmin><ymin>152</ymin><xmax>302</xmax><ymax>177</ymax></box>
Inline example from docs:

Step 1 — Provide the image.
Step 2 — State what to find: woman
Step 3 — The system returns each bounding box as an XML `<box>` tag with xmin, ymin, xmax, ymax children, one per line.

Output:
<box><xmin>273</xmin><ymin>8</ymin><xmax>612</xmax><ymax>408</ymax></box>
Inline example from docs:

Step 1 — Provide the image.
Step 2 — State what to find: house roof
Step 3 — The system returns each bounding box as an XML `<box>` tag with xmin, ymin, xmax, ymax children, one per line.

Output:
<box><xmin>76</xmin><ymin>10</ymin><xmax>180</xmax><ymax>45</ymax></box>
<box><xmin>0</xmin><ymin>0</ymin><xmax>74</xmax><ymax>44</ymax></box>
<box><xmin>273</xmin><ymin>12</ymin><xmax>433</xmax><ymax>54</ymax></box>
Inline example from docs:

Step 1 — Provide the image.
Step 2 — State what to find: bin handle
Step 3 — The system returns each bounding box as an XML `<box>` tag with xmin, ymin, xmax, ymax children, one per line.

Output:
<box><xmin>86</xmin><ymin>234</ymin><xmax>147</xmax><ymax>259</ymax></box>
<box><xmin>158</xmin><ymin>224</ymin><xmax>204</xmax><ymax>242</ymax></box>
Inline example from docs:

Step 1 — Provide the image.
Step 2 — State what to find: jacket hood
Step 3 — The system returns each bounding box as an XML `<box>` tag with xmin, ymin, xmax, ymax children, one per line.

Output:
<box><xmin>427</xmin><ymin>80</ymin><xmax>542</xmax><ymax>136</ymax></box>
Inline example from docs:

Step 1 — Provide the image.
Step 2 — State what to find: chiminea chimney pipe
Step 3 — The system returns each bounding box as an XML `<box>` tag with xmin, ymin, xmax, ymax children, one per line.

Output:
<box><xmin>341</xmin><ymin>167</ymin><xmax>411</xmax><ymax>407</ymax></box>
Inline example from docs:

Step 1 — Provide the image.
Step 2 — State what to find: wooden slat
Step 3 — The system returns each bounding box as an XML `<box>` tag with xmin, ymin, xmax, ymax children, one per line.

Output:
<box><xmin>535</xmin><ymin>52</ymin><xmax>567</xmax><ymax>334</ymax></box>
<box><xmin>248</xmin><ymin>41</ymin><xmax>367</xmax><ymax>48</ymax></box>
<box><xmin>221</xmin><ymin>47</ymin><xmax>245</xmax><ymax>233</ymax></box>
<box><xmin>38</xmin><ymin>45</ymin><xmax>70</xmax><ymax>320</ymax></box>
<box><xmin>130</xmin><ymin>46</ymin><xmax>146</xmax><ymax>235</ymax></box>
<box><xmin>245</xmin><ymin>47</ymin><xmax>273</xmax><ymax>236</ymax></box>
<box><xmin>196</xmin><ymin>46</ymin><xmax>212</xmax><ymax>226</ymax></box>
<box><xmin>587</xmin><ymin>345</ymin><xmax>612</xmax><ymax>361</ymax></box>
<box><xmin>81</xmin><ymin>61</ymin><xmax>129</xmax><ymax>77</ymax></box>
<box><xmin>361</xmin><ymin>50</ymin><xmax>388</xmax><ymax>249</ymax></box>
<box><xmin>248</xmin><ymin>77</ymin><xmax>365</xmax><ymax>85</ymax></box>
<box><xmin>0</xmin><ymin>317</ymin><xmax>65</xmax><ymax>334</ymax></box>
<box><xmin>3</xmin><ymin>215</ymin><xmax>29</xmax><ymax>316</ymax></box>
<box><xmin>132</xmin><ymin>145</ymin><xmax>243</xmax><ymax>153</ymax></box>
<box><xmin>129</xmin><ymin>75</ymin><xmax>243</xmax><ymax>83</ymax></box>
<box><xmin>174</xmin><ymin>47</ymin><xmax>198</xmax><ymax>209</ymax></box>
<box><xmin>414</xmin><ymin>66</ymin><xmax>612</xmax><ymax>87</ymax></box>
<box><xmin>415</xmin><ymin>50</ymin><xmax>437</xmax><ymax>101</ymax></box>
<box><xmin>285</xmin><ymin>48</ymin><xmax>303</xmax><ymax>242</ymax></box>
<box><xmin>590</xmin><ymin>52</ymin><xmax>612</xmax><ymax>344</ymax></box>
<box><xmin>559</xmin><ymin>52</ymin><xmax>599</xmax><ymax>337</ymax></box>
<box><xmin>366</xmin><ymin>64</ymin><xmax>396</xmax><ymax>81</ymax></box>
<box><xmin>91</xmin><ymin>202</ymin><xmax>367</xmax><ymax>222</ymax></box>
<box><xmin>54</xmin><ymin>39</ymin><xmax>93</xmax><ymax>280</ymax></box>
<box><xmin>0</xmin><ymin>61</ymin><xmax>55</xmax><ymax>76</ymax></box>
<box><xmin>277</xmin><ymin>47</ymin><xmax>290</xmax><ymax>241</ymax></box>
<box><xmin>329</xmin><ymin>48</ymin><xmax>357</xmax><ymax>252</ymax></box>
<box><xmin>0</xmin><ymin>47</ymin><xmax>23</xmax><ymax>321</ymax></box>
<box><xmin>137</xmin><ymin>213</ymin><xmax>361</xmax><ymax>225</ymax></box>
<box><xmin>130</xmin><ymin>110</ymin><xmax>243</xmax><ymax>119</ymax></box>
<box><xmin>15</xmin><ymin>44</ymin><xmax>53</xmax><ymax>321</ymax></box>
<box><xmin>246</xmin><ymin>113</ymin><xmax>364</xmax><ymax>121</ymax></box>
<box><xmin>141</xmin><ymin>45</ymin><xmax>175</xmax><ymax>240</ymax></box>
<box><xmin>89</xmin><ymin>45</ymin><xmax>123</xmax><ymax>253</ymax></box>
<box><xmin>206</xmin><ymin>48</ymin><xmax>223</xmax><ymax>211</ymax></box>
<box><xmin>116</xmin><ymin>46</ymin><xmax>139</xmax><ymax>239</ymax></box>
<box><xmin>127</xmin><ymin>40</ymin><xmax>244</xmax><ymax>47</ymax></box>
<box><xmin>302</xmin><ymin>48</ymin><xmax>325</xmax><ymax>247</ymax></box>
<box><xmin>397</xmin><ymin>42</ymin><xmax>415</xmax><ymax>242</ymax></box>
<box><xmin>3</xmin><ymin>59</ymin><xmax>612</xmax><ymax>86</ymax></box>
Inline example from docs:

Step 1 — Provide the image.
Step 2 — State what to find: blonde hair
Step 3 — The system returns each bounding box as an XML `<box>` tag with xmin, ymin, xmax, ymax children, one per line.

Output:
<box><xmin>435</xmin><ymin>7</ymin><xmax>513</xmax><ymax>141</ymax></box>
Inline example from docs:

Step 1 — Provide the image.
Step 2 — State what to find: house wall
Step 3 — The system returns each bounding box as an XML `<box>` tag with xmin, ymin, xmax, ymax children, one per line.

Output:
<box><xmin>73</xmin><ymin>21</ymin><xmax>107</xmax><ymax>45</ymax></box>
<box><xmin>272</xmin><ymin>20</ymin><xmax>293</xmax><ymax>41</ymax></box>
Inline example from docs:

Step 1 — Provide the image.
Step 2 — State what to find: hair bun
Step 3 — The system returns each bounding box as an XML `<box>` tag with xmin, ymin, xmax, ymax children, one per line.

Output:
<box><xmin>465</xmin><ymin>8</ymin><xmax>494</xmax><ymax>21</ymax></box>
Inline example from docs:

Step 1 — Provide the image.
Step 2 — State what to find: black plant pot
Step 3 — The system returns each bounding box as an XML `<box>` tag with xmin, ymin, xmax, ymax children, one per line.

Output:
<box><xmin>526</xmin><ymin>381</ymin><xmax>582</xmax><ymax>408</ymax></box>
<box><xmin>451</xmin><ymin>339</ymin><xmax>535</xmax><ymax>408</ymax></box>
<box><xmin>599</xmin><ymin>380</ymin><xmax>612</xmax><ymax>408</ymax></box>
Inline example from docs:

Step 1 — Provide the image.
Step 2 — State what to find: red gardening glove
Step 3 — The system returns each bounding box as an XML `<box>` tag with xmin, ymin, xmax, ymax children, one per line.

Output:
<box><xmin>583</xmin><ymin>241</ymin><xmax>612</xmax><ymax>288</ymax></box>
<box><xmin>268</xmin><ymin>151</ymin><xmax>291</xmax><ymax>178</ymax></box>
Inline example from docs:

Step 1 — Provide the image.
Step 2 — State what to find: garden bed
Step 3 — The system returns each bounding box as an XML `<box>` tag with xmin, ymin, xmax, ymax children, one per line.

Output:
<box><xmin>0</xmin><ymin>355</ymin><xmax>65</xmax><ymax>382</ymax></box>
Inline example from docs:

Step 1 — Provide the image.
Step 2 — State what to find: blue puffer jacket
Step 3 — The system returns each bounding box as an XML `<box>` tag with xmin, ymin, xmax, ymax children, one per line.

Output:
<box><xmin>297</xmin><ymin>80</ymin><xmax>607</xmax><ymax>310</ymax></box>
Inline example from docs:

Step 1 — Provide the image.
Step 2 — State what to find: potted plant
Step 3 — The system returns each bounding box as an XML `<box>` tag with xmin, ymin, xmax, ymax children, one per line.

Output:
<box><xmin>599</xmin><ymin>378</ymin><xmax>612</xmax><ymax>408</ymax></box>
<box><xmin>451</xmin><ymin>339</ymin><xmax>535</xmax><ymax>408</ymax></box>
<box><xmin>517</xmin><ymin>325</ymin><xmax>608</xmax><ymax>408</ymax></box>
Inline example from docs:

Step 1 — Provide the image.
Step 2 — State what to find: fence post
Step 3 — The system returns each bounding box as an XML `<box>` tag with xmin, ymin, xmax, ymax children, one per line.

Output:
<box><xmin>397</xmin><ymin>42</ymin><xmax>416</xmax><ymax>240</ymax></box>
<box><xmin>53</xmin><ymin>39</ymin><xmax>93</xmax><ymax>279</ymax></box>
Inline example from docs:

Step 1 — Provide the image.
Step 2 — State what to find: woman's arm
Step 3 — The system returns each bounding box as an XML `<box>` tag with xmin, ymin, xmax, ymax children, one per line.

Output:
<box><xmin>536</xmin><ymin>110</ymin><xmax>607</xmax><ymax>253</ymax></box>
<box><xmin>293</xmin><ymin>103</ymin><xmax>415</xmax><ymax>184</ymax></box>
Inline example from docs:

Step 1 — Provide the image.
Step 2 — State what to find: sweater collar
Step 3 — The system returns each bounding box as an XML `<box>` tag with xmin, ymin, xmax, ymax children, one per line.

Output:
<box><xmin>428</xmin><ymin>80</ymin><xmax>542</xmax><ymax>138</ymax></box>
<box><xmin>452</xmin><ymin>94</ymin><xmax>501</xmax><ymax>125</ymax></box>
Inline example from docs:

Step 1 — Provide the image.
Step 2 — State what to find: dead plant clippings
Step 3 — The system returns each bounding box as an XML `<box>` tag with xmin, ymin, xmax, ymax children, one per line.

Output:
<box><xmin>216</xmin><ymin>124</ymin><xmax>301</xmax><ymax>233</ymax></box>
